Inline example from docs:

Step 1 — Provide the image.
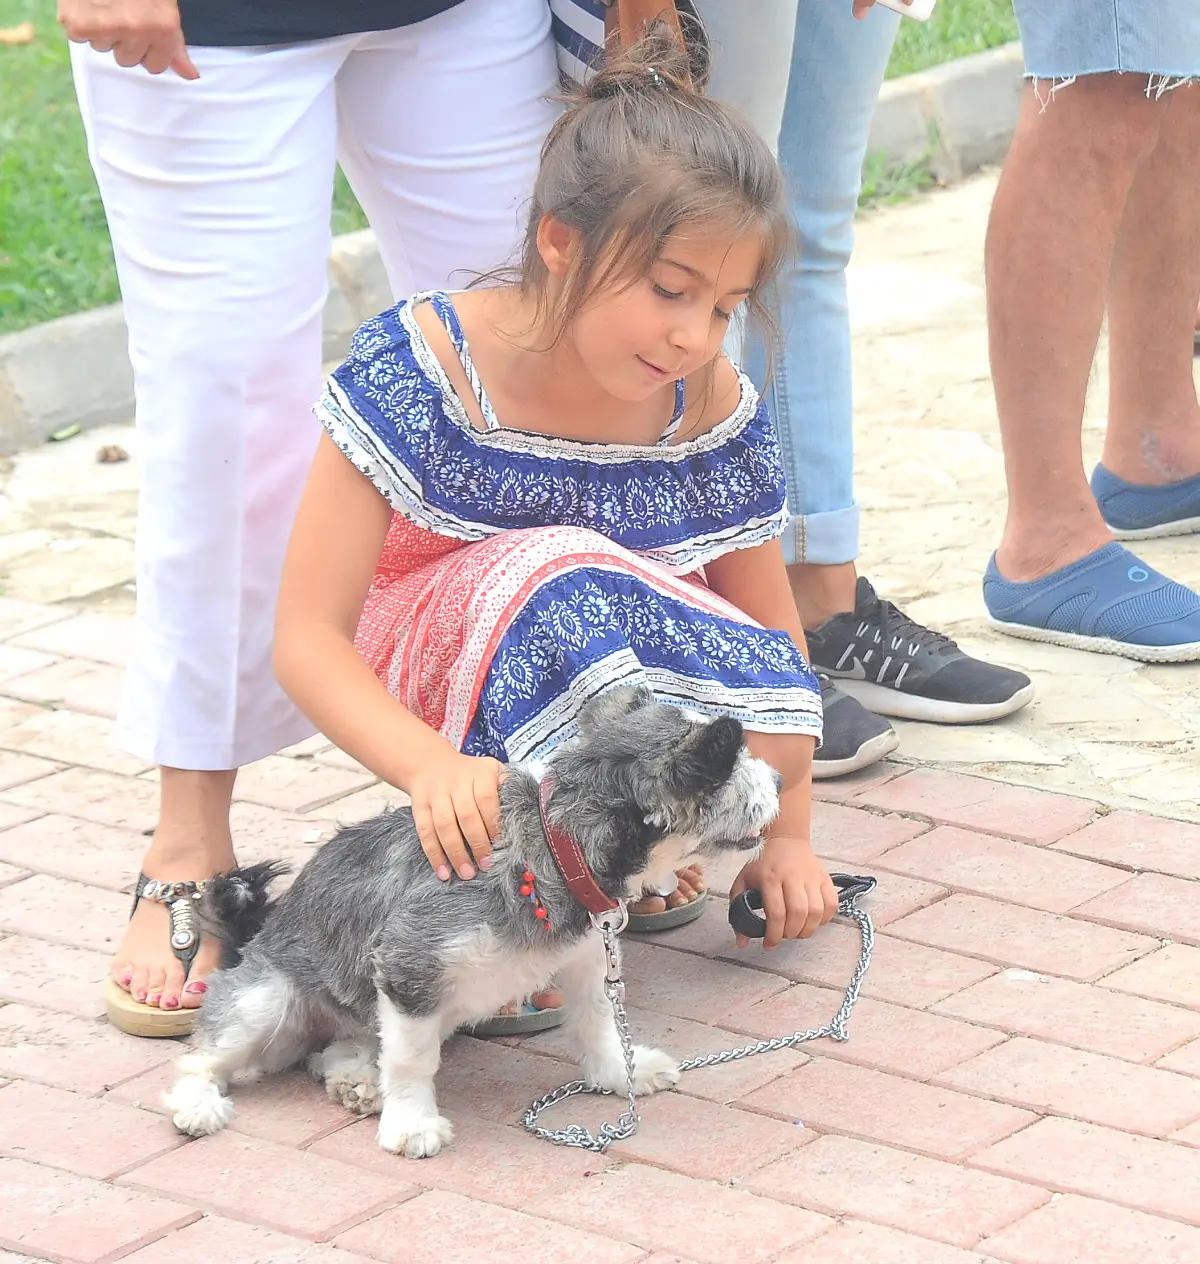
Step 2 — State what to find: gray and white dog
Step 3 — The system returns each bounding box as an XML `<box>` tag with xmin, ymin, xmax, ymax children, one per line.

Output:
<box><xmin>165</xmin><ymin>686</ymin><xmax>780</xmax><ymax>1158</ymax></box>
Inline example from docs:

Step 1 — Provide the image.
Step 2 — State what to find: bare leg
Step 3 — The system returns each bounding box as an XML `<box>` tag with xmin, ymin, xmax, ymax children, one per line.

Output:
<box><xmin>1103</xmin><ymin>86</ymin><xmax>1200</xmax><ymax>486</ymax></box>
<box><xmin>111</xmin><ymin>768</ymin><xmax>236</xmax><ymax>1010</ymax></box>
<box><xmin>787</xmin><ymin>561</ymin><xmax>859</xmax><ymax>628</ymax></box>
<box><xmin>988</xmin><ymin>77</ymin><xmax>1171</xmax><ymax>581</ymax></box>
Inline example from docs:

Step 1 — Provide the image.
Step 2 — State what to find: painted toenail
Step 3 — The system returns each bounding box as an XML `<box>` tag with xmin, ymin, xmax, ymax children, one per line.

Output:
<box><xmin>146</xmin><ymin>993</ymin><xmax>160</xmax><ymax>1005</ymax></box>
<box><xmin>162</xmin><ymin>996</ymin><xmax>179</xmax><ymax>1009</ymax></box>
<box><xmin>185</xmin><ymin>980</ymin><xmax>207</xmax><ymax>994</ymax></box>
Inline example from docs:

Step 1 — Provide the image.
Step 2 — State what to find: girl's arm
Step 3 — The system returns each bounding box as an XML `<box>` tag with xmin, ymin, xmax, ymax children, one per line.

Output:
<box><xmin>704</xmin><ymin>538</ymin><xmax>838</xmax><ymax>946</ymax></box>
<box><xmin>274</xmin><ymin>433</ymin><xmax>501</xmax><ymax>881</ymax></box>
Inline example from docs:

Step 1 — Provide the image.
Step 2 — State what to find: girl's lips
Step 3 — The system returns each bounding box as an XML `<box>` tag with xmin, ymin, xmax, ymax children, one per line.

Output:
<box><xmin>637</xmin><ymin>356</ymin><xmax>673</xmax><ymax>381</ymax></box>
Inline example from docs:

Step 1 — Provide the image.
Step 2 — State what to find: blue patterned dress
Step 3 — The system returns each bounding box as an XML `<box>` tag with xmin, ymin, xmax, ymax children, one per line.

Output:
<box><xmin>318</xmin><ymin>291</ymin><xmax>822</xmax><ymax>762</ymax></box>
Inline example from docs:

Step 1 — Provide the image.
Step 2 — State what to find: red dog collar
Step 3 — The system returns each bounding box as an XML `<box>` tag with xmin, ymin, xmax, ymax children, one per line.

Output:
<box><xmin>538</xmin><ymin>778</ymin><xmax>621</xmax><ymax>917</ymax></box>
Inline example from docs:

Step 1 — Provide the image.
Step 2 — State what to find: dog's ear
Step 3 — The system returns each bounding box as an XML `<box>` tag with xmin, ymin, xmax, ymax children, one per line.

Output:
<box><xmin>667</xmin><ymin>715</ymin><xmax>744</xmax><ymax>793</ymax></box>
<box><xmin>578</xmin><ymin>685</ymin><xmax>655</xmax><ymax>737</ymax></box>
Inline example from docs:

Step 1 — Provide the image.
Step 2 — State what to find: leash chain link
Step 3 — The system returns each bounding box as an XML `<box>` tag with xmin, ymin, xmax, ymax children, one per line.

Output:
<box><xmin>521</xmin><ymin>893</ymin><xmax>875</xmax><ymax>1151</ymax></box>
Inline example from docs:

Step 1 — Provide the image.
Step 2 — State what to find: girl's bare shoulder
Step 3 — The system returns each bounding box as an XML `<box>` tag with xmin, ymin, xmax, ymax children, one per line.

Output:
<box><xmin>680</xmin><ymin>354</ymin><xmax>750</xmax><ymax>439</ymax></box>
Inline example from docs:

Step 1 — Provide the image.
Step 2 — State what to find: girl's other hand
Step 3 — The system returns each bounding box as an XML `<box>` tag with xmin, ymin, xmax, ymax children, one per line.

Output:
<box><xmin>728</xmin><ymin>837</ymin><xmax>838</xmax><ymax>950</ymax></box>
<box><xmin>409</xmin><ymin>752</ymin><xmax>503</xmax><ymax>881</ymax></box>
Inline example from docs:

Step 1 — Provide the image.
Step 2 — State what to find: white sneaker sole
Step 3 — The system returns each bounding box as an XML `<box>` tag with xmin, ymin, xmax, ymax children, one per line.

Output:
<box><xmin>831</xmin><ymin>678</ymin><xmax>1036</xmax><ymax>725</ymax></box>
<box><xmin>812</xmin><ymin>727</ymin><xmax>899</xmax><ymax>780</ymax></box>
<box><xmin>1107</xmin><ymin>514</ymin><xmax>1200</xmax><ymax>541</ymax></box>
<box><xmin>988</xmin><ymin>617</ymin><xmax>1200</xmax><ymax>664</ymax></box>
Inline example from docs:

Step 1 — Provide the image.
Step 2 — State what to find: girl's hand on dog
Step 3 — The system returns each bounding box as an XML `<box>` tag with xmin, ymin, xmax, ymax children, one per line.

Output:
<box><xmin>409</xmin><ymin>751</ymin><xmax>504</xmax><ymax>881</ymax></box>
<box><xmin>729</xmin><ymin>838</ymin><xmax>838</xmax><ymax>950</ymax></box>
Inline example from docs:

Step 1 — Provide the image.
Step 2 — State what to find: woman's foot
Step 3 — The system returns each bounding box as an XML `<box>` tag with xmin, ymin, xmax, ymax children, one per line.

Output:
<box><xmin>627</xmin><ymin>865</ymin><xmax>706</xmax><ymax>917</ymax></box>
<box><xmin>468</xmin><ymin>986</ymin><xmax>565</xmax><ymax>1037</ymax></box>
<box><xmin>107</xmin><ymin>769</ymin><xmax>237</xmax><ymax>1029</ymax></box>
<box><xmin>110</xmin><ymin>870</ymin><xmax>226</xmax><ymax>1012</ymax></box>
<box><xmin>626</xmin><ymin>865</ymin><xmax>709</xmax><ymax>932</ymax></box>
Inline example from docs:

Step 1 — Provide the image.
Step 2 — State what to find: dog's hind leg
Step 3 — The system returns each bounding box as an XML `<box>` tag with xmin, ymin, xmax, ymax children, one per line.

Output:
<box><xmin>309</xmin><ymin>1035</ymin><xmax>382</xmax><ymax>1116</ymax></box>
<box><xmin>374</xmin><ymin>991</ymin><xmax>453</xmax><ymax>1158</ymax></box>
<box><xmin>556</xmin><ymin>937</ymin><xmax>680</xmax><ymax>1096</ymax></box>
<box><xmin>165</xmin><ymin>968</ymin><xmax>307</xmax><ymax>1137</ymax></box>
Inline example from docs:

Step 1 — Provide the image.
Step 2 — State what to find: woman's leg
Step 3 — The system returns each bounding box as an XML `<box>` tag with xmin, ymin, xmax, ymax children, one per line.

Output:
<box><xmin>334</xmin><ymin>0</ymin><xmax>560</xmax><ymax>1023</ymax></box>
<box><xmin>333</xmin><ymin>0</ymin><xmax>558</xmax><ymax>296</ymax></box>
<box><xmin>73</xmin><ymin>39</ymin><xmax>345</xmax><ymax>1015</ymax></box>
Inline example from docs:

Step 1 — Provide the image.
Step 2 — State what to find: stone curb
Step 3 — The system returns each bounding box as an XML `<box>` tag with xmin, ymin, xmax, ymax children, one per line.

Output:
<box><xmin>0</xmin><ymin>41</ymin><xmax>1024</xmax><ymax>453</ymax></box>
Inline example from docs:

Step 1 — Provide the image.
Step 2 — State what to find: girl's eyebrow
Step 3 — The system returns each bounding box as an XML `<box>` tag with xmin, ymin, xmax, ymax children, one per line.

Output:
<box><xmin>659</xmin><ymin>257</ymin><xmax>752</xmax><ymax>295</ymax></box>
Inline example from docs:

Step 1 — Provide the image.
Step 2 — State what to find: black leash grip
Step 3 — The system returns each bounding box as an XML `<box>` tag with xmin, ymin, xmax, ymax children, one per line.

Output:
<box><xmin>728</xmin><ymin>872</ymin><xmax>877</xmax><ymax>938</ymax></box>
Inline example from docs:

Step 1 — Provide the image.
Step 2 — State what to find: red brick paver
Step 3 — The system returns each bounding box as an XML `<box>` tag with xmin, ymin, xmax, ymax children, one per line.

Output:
<box><xmin>979</xmin><ymin>1194</ymin><xmax>1200</xmax><ymax>1264</ymax></box>
<box><xmin>850</xmin><ymin>768</ymin><xmax>1097</xmax><ymax>842</ymax></box>
<box><xmin>886</xmin><ymin>893</ymin><xmax>1156</xmax><ymax>980</ymax></box>
<box><xmin>972</xmin><ymin>1116</ymin><xmax>1200</xmax><ymax>1221</ymax></box>
<box><xmin>934</xmin><ymin>968</ymin><xmax>1200</xmax><ymax>1062</ymax></box>
<box><xmin>744</xmin><ymin>1133</ymin><xmax>1050</xmax><ymax>1247</ymax></box>
<box><xmin>1</xmin><ymin>602</ymin><xmax>1197</xmax><ymax>1264</ymax></box>
<box><xmin>0</xmin><ymin>1156</ymin><xmax>197</xmax><ymax>1263</ymax></box>
<box><xmin>1053</xmin><ymin>809</ymin><xmax>1200</xmax><ymax>880</ymax></box>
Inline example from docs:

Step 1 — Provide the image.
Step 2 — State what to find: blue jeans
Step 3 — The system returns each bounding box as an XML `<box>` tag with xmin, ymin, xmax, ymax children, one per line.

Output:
<box><xmin>1013</xmin><ymin>0</ymin><xmax>1199</xmax><ymax>81</ymax></box>
<box><xmin>701</xmin><ymin>0</ymin><xmax>899</xmax><ymax>565</ymax></box>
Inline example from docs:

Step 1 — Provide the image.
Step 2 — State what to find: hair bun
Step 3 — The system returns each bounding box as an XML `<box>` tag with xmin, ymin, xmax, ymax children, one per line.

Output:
<box><xmin>578</xmin><ymin>15</ymin><xmax>709</xmax><ymax>105</ymax></box>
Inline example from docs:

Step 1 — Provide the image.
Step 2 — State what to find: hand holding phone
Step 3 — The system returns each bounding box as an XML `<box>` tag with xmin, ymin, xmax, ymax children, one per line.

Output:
<box><xmin>868</xmin><ymin>0</ymin><xmax>937</xmax><ymax>20</ymax></box>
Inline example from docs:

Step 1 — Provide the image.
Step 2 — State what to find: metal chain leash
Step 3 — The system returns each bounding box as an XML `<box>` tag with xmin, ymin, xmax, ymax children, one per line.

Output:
<box><xmin>521</xmin><ymin>889</ymin><xmax>876</xmax><ymax>1151</ymax></box>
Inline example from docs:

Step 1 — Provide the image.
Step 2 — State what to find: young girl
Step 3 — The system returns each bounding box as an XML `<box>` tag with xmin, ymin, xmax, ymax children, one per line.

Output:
<box><xmin>274</xmin><ymin>33</ymin><xmax>838</xmax><ymax>1031</ymax></box>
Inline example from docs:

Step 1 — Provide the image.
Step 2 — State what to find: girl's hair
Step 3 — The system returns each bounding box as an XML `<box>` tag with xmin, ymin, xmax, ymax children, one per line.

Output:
<box><xmin>490</xmin><ymin>25</ymin><xmax>791</xmax><ymax>354</ymax></box>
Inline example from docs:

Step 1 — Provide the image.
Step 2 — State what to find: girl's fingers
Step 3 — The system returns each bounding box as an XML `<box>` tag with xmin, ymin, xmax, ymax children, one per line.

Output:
<box><xmin>473</xmin><ymin>772</ymin><xmax>502</xmax><ymax>841</ymax></box>
<box><xmin>412</xmin><ymin>805</ymin><xmax>452</xmax><ymax>881</ymax></box>
<box><xmin>451</xmin><ymin>787</ymin><xmax>492</xmax><ymax>872</ymax></box>
<box><xmin>760</xmin><ymin>882</ymin><xmax>787</xmax><ymax>950</ymax></box>
<box><xmin>431</xmin><ymin>796</ymin><xmax>475</xmax><ymax>879</ymax></box>
<box><xmin>822</xmin><ymin>876</ymin><xmax>840</xmax><ymax>924</ymax></box>
<box><xmin>799</xmin><ymin>884</ymin><xmax>825</xmax><ymax>939</ymax></box>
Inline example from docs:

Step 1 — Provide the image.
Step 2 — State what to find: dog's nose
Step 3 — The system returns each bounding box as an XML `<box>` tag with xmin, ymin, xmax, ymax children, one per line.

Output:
<box><xmin>772</xmin><ymin>770</ymin><xmax>783</xmax><ymax>793</ymax></box>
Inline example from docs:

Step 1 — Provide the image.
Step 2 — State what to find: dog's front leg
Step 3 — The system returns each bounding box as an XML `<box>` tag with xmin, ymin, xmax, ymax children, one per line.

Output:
<box><xmin>375</xmin><ymin>990</ymin><xmax>453</xmax><ymax>1158</ymax></box>
<box><xmin>555</xmin><ymin>937</ymin><xmax>680</xmax><ymax>1097</ymax></box>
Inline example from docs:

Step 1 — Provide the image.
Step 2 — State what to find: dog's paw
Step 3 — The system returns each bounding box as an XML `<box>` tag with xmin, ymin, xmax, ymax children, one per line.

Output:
<box><xmin>163</xmin><ymin>1075</ymin><xmax>235</xmax><ymax>1136</ymax></box>
<box><xmin>583</xmin><ymin>1044</ymin><xmax>679</xmax><ymax>1096</ymax></box>
<box><xmin>309</xmin><ymin>1041</ymin><xmax>382</xmax><ymax>1116</ymax></box>
<box><xmin>631</xmin><ymin>1044</ymin><xmax>680</xmax><ymax>1095</ymax></box>
<box><xmin>377</xmin><ymin>1102</ymin><xmax>454</xmax><ymax>1159</ymax></box>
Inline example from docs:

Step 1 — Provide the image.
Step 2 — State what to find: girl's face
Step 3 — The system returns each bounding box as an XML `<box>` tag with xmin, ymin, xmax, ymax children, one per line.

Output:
<box><xmin>546</xmin><ymin>222</ymin><xmax>764</xmax><ymax>403</ymax></box>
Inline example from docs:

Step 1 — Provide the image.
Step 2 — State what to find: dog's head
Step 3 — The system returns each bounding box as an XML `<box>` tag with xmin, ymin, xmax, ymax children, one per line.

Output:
<box><xmin>547</xmin><ymin>686</ymin><xmax>782</xmax><ymax>900</ymax></box>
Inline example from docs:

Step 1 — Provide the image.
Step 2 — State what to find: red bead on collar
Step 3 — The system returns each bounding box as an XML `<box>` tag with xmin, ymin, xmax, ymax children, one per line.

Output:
<box><xmin>520</xmin><ymin>867</ymin><xmax>552</xmax><ymax>931</ymax></box>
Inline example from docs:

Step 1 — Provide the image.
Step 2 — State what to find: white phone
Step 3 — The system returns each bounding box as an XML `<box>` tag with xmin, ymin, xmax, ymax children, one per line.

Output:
<box><xmin>874</xmin><ymin>0</ymin><xmax>937</xmax><ymax>20</ymax></box>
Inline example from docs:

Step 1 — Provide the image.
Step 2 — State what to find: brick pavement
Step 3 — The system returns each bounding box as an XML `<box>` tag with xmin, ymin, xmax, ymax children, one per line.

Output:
<box><xmin>0</xmin><ymin>597</ymin><xmax>1198</xmax><ymax>1262</ymax></box>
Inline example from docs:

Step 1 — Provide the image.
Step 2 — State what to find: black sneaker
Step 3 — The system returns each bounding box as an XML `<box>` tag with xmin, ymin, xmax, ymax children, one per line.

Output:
<box><xmin>814</xmin><ymin>671</ymin><xmax>899</xmax><ymax>779</ymax></box>
<box><xmin>807</xmin><ymin>577</ymin><xmax>1034</xmax><ymax>724</ymax></box>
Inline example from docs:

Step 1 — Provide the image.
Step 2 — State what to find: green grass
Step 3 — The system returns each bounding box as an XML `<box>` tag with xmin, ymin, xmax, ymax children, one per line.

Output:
<box><xmin>887</xmin><ymin>0</ymin><xmax>1017</xmax><ymax>78</ymax></box>
<box><xmin>0</xmin><ymin>0</ymin><xmax>366</xmax><ymax>333</ymax></box>
<box><xmin>0</xmin><ymin>0</ymin><xmax>1015</xmax><ymax>335</ymax></box>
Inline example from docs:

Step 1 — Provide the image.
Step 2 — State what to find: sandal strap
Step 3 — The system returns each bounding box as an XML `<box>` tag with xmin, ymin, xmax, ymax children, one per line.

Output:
<box><xmin>129</xmin><ymin>872</ymin><xmax>210</xmax><ymax>975</ymax></box>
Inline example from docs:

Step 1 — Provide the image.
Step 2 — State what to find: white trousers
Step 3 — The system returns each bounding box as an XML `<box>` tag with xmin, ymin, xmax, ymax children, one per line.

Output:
<box><xmin>71</xmin><ymin>0</ymin><xmax>558</xmax><ymax>770</ymax></box>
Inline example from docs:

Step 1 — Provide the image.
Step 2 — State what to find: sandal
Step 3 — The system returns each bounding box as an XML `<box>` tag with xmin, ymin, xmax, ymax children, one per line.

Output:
<box><xmin>104</xmin><ymin>874</ymin><xmax>211</xmax><ymax>1039</ymax></box>
<box><xmin>626</xmin><ymin>867</ymin><xmax>708</xmax><ymax>933</ymax></box>
<box><xmin>467</xmin><ymin>997</ymin><xmax>567</xmax><ymax>1038</ymax></box>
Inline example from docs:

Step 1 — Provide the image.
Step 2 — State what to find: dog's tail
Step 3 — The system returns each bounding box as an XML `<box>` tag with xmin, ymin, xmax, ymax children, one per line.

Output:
<box><xmin>201</xmin><ymin>860</ymin><xmax>290</xmax><ymax>967</ymax></box>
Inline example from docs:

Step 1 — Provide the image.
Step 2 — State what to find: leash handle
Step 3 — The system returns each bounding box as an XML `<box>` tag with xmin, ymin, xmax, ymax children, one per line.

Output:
<box><xmin>728</xmin><ymin>872</ymin><xmax>877</xmax><ymax>938</ymax></box>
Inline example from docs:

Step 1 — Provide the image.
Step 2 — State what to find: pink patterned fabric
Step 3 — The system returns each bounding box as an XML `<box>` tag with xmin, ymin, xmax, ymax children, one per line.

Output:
<box><xmin>355</xmin><ymin>516</ymin><xmax>762</xmax><ymax>754</ymax></box>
